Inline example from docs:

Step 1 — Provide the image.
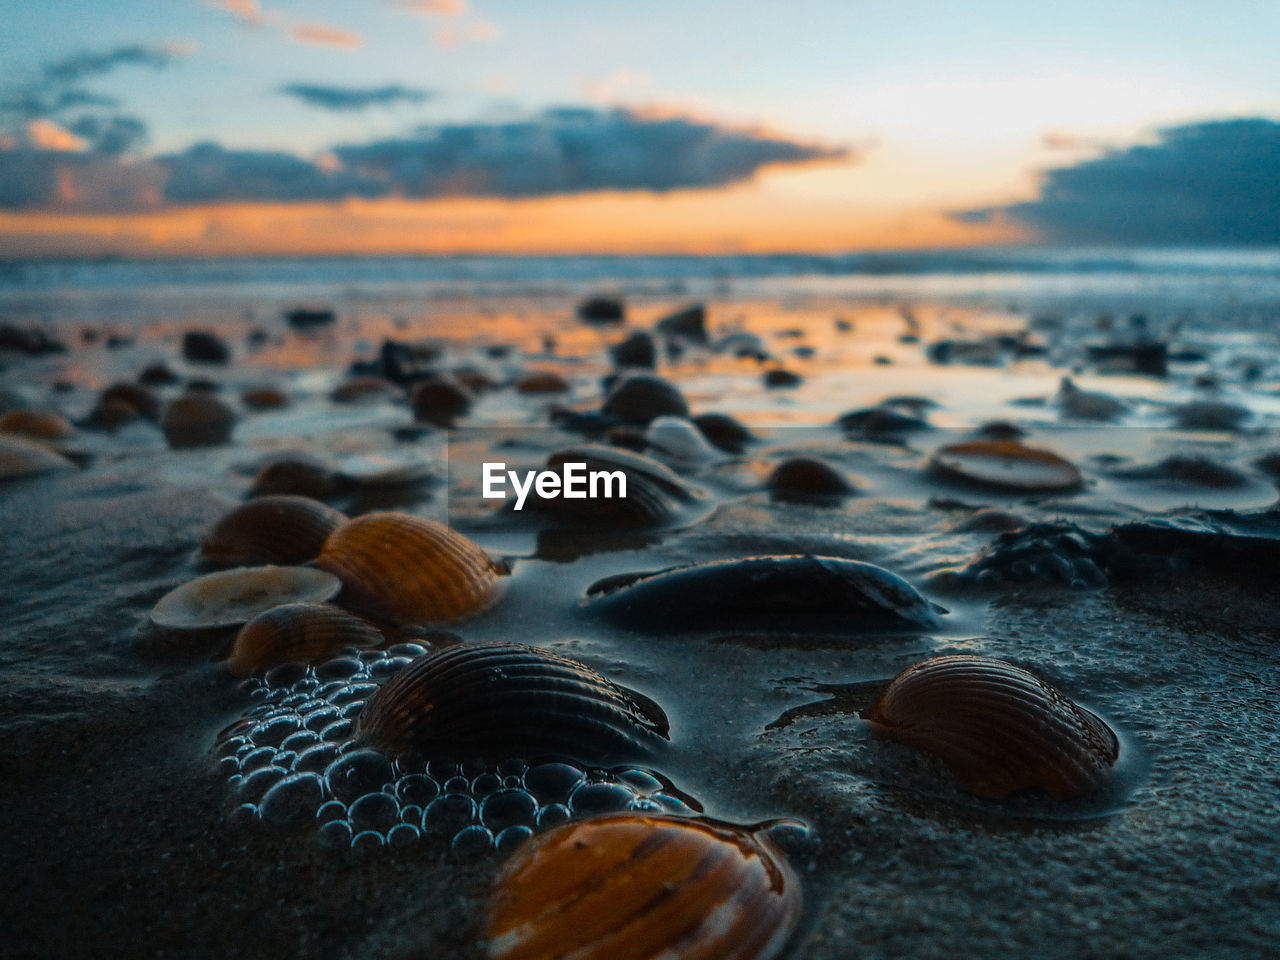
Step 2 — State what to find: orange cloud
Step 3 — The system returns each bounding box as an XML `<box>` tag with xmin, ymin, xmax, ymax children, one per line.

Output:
<box><xmin>23</xmin><ymin>120</ymin><xmax>86</xmax><ymax>152</ymax></box>
<box><xmin>290</xmin><ymin>23</ymin><xmax>363</xmax><ymax>49</ymax></box>
<box><xmin>207</xmin><ymin>0</ymin><xmax>265</xmax><ymax>27</ymax></box>
<box><xmin>400</xmin><ymin>0</ymin><xmax>467</xmax><ymax>14</ymax></box>
<box><xmin>434</xmin><ymin>19</ymin><xmax>499</xmax><ymax>47</ymax></box>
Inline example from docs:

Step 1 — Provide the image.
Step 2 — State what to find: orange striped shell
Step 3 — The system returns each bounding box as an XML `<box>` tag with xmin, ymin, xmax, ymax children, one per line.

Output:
<box><xmin>928</xmin><ymin>440</ymin><xmax>1082</xmax><ymax>493</ymax></box>
<box><xmin>202</xmin><ymin>495</ymin><xmax>347</xmax><ymax>568</ymax></box>
<box><xmin>867</xmin><ymin>654</ymin><xmax>1118</xmax><ymax>800</ymax></box>
<box><xmin>485</xmin><ymin>814</ymin><xmax>801</xmax><ymax>960</ymax></box>
<box><xmin>226</xmin><ymin>602</ymin><xmax>383</xmax><ymax>676</ymax></box>
<box><xmin>0</xmin><ymin>409</ymin><xmax>74</xmax><ymax>441</ymax></box>
<box><xmin>316</xmin><ymin>512</ymin><xmax>503</xmax><ymax>624</ymax></box>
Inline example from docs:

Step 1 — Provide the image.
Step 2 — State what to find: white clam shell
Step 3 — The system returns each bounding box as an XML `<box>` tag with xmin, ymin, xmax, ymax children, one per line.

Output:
<box><xmin>149</xmin><ymin>565</ymin><xmax>341</xmax><ymax>630</ymax></box>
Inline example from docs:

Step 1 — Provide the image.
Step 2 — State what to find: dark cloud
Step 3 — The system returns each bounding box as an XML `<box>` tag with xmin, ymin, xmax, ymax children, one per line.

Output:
<box><xmin>333</xmin><ymin>107</ymin><xmax>849</xmax><ymax>197</ymax></box>
<box><xmin>43</xmin><ymin>44</ymin><xmax>185</xmax><ymax>84</ymax></box>
<box><xmin>279</xmin><ymin>83</ymin><xmax>433</xmax><ymax>111</ymax></box>
<box><xmin>158</xmin><ymin>142</ymin><xmax>382</xmax><ymax>203</ymax></box>
<box><xmin>0</xmin><ymin>107</ymin><xmax>847</xmax><ymax>211</ymax></box>
<box><xmin>957</xmin><ymin>118</ymin><xmax>1280</xmax><ymax>244</ymax></box>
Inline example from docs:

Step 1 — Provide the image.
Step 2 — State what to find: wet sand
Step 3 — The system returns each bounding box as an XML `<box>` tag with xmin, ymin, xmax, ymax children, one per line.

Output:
<box><xmin>2</xmin><ymin>293</ymin><xmax>1279</xmax><ymax>959</ymax></box>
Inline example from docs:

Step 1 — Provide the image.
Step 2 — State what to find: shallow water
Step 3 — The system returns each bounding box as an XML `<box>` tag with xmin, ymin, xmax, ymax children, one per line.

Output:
<box><xmin>3</xmin><ymin>262</ymin><xmax>1280</xmax><ymax>959</ymax></box>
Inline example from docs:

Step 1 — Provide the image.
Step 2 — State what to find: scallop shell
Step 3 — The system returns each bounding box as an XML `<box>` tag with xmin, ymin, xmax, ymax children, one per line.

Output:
<box><xmin>766</xmin><ymin>457</ymin><xmax>856</xmax><ymax>502</ymax></box>
<box><xmin>410</xmin><ymin>375</ymin><xmax>473</xmax><ymax>427</ymax></box>
<box><xmin>357</xmin><ymin>641</ymin><xmax>669</xmax><ymax>761</ymax></box>
<box><xmin>240</xmin><ymin>387</ymin><xmax>290</xmax><ymax>411</ymax></box>
<box><xmin>585</xmin><ymin>555</ymin><xmax>944</xmax><ymax>633</ymax></box>
<box><xmin>601</xmin><ymin>373</ymin><xmax>689</xmax><ymax>425</ymax></box>
<box><xmin>316</xmin><ymin>512</ymin><xmax>503</xmax><ymax>623</ymax></box>
<box><xmin>692</xmin><ymin>412</ymin><xmax>755</xmax><ymax>453</ymax></box>
<box><xmin>336</xmin><ymin>451</ymin><xmax>436</xmax><ymax>488</ymax></box>
<box><xmin>485</xmin><ymin>814</ymin><xmax>799</xmax><ymax>960</ymax></box>
<box><xmin>226</xmin><ymin>602</ymin><xmax>383</xmax><ymax>676</ymax></box>
<box><xmin>645</xmin><ymin>415</ymin><xmax>722</xmax><ymax>469</ymax></box>
<box><xmin>928</xmin><ymin>439</ymin><xmax>1082</xmax><ymax>493</ymax></box>
<box><xmin>149</xmin><ymin>565</ymin><xmax>342</xmax><ymax>630</ymax></box>
<box><xmin>515</xmin><ymin>371</ymin><xmax>570</xmax><ymax>394</ymax></box>
<box><xmin>330</xmin><ymin>375</ymin><xmax>401</xmax><ymax>404</ymax></box>
<box><xmin>161</xmin><ymin>392</ymin><xmax>237</xmax><ymax>449</ymax></box>
<box><xmin>0</xmin><ymin>434</ymin><xmax>76</xmax><ymax>479</ymax></box>
<box><xmin>867</xmin><ymin>654</ymin><xmax>1119</xmax><ymax>800</ymax></box>
<box><xmin>526</xmin><ymin>444</ymin><xmax>705</xmax><ymax>528</ymax></box>
<box><xmin>251</xmin><ymin>453</ymin><xmax>341</xmax><ymax>499</ymax></box>
<box><xmin>202</xmin><ymin>495</ymin><xmax>348</xmax><ymax>567</ymax></box>
<box><xmin>0</xmin><ymin>409</ymin><xmax>74</xmax><ymax>441</ymax></box>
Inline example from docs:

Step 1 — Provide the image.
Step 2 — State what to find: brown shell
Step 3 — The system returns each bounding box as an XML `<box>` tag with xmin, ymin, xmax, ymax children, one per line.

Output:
<box><xmin>867</xmin><ymin>654</ymin><xmax>1119</xmax><ymax>800</ymax></box>
<box><xmin>928</xmin><ymin>439</ymin><xmax>1082</xmax><ymax>493</ymax></box>
<box><xmin>0</xmin><ymin>434</ymin><xmax>76</xmax><ymax>479</ymax></box>
<box><xmin>240</xmin><ymin>387</ymin><xmax>290</xmax><ymax>411</ymax></box>
<box><xmin>161</xmin><ymin>392</ymin><xmax>236</xmax><ymax>449</ymax></box>
<box><xmin>357</xmin><ymin>640</ymin><xmax>668</xmax><ymax>760</ymax></box>
<box><xmin>97</xmin><ymin>382</ymin><xmax>160</xmax><ymax>421</ymax></box>
<box><xmin>250</xmin><ymin>453</ymin><xmax>341</xmax><ymax>499</ymax></box>
<box><xmin>766</xmin><ymin>457</ymin><xmax>855</xmax><ymax>501</ymax></box>
<box><xmin>485</xmin><ymin>814</ymin><xmax>800</xmax><ymax>960</ymax></box>
<box><xmin>0</xmin><ymin>409</ymin><xmax>74</xmax><ymax>441</ymax></box>
<box><xmin>330</xmin><ymin>375</ymin><xmax>402</xmax><ymax>404</ymax></box>
<box><xmin>226</xmin><ymin>602</ymin><xmax>383</xmax><ymax>676</ymax></box>
<box><xmin>601</xmin><ymin>374</ymin><xmax>689</xmax><ymax>425</ymax></box>
<box><xmin>202</xmin><ymin>495</ymin><xmax>348</xmax><ymax>567</ymax></box>
<box><xmin>316</xmin><ymin>512</ymin><xmax>503</xmax><ymax>623</ymax></box>
<box><xmin>410</xmin><ymin>375</ymin><xmax>473</xmax><ymax>427</ymax></box>
<box><xmin>515</xmin><ymin>371</ymin><xmax>570</xmax><ymax>394</ymax></box>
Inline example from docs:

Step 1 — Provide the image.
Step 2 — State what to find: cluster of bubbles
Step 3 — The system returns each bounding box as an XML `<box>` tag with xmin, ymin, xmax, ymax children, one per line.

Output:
<box><xmin>214</xmin><ymin>644</ymin><xmax>699</xmax><ymax>858</ymax></box>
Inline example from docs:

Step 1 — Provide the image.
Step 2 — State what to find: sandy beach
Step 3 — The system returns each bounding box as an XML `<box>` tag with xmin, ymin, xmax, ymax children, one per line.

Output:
<box><xmin>2</xmin><ymin>256</ymin><xmax>1279</xmax><ymax>958</ymax></box>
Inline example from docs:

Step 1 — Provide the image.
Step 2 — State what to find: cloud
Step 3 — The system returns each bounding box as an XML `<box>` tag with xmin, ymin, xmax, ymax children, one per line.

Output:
<box><xmin>65</xmin><ymin>114</ymin><xmax>149</xmax><ymax>155</ymax></box>
<box><xmin>279</xmin><ymin>83</ymin><xmax>433</xmax><ymax>111</ymax></box>
<box><xmin>207</xmin><ymin>0</ymin><xmax>265</xmax><ymax>27</ymax></box>
<box><xmin>43</xmin><ymin>44</ymin><xmax>185</xmax><ymax>84</ymax></box>
<box><xmin>956</xmin><ymin>117</ymin><xmax>1280</xmax><ymax>244</ymax></box>
<box><xmin>290</xmin><ymin>23</ymin><xmax>363</xmax><ymax>49</ymax></box>
<box><xmin>0</xmin><ymin>106</ymin><xmax>848</xmax><ymax>211</ymax></box>
<box><xmin>333</xmin><ymin>107</ymin><xmax>849</xmax><ymax>197</ymax></box>
<box><xmin>398</xmin><ymin>0</ymin><xmax>467</xmax><ymax>13</ymax></box>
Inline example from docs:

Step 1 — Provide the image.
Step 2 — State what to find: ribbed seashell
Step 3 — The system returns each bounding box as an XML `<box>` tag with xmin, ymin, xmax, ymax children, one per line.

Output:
<box><xmin>0</xmin><ymin>434</ymin><xmax>76</xmax><ymax>480</ymax></box>
<box><xmin>867</xmin><ymin>654</ymin><xmax>1119</xmax><ymax>800</ymax></box>
<box><xmin>692</xmin><ymin>412</ymin><xmax>756</xmax><ymax>453</ymax></box>
<box><xmin>644</xmin><ymin>415</ymin><xmax>722</xmax><ymax>469</ymax></box>
<box><xmin>1055</xmin><ymin>377</ymin><xmax>1128</xmax><ymax>421</ymax></box>
<box><xmin>585</xmin><ymin>555</ymin><xmax>944</xmax><ymax>633</ymax></box>
<box><xmin>149</xmin><ymin>565</ymin><xmax>342</xmax><ymax>630</ymax></box>
<box><xmin>410</xmin><ymin>374</ymin><xmax>473</xmax><ymax>427</ymax></box>
<box><xmin>226</xmin><ymin>602</ymin><xmax>383</xmax><ymax>676</ymax></box>
<box><xmin>655</xmin><ymin>302</ymin><xmax>709</xmax><ymax>343</ymax></box>
<box><xmin>250</xmin><ymin>453</ymin><xmax>342</xmax><ymax>499</ymax></box>
<box><xmin>0</xmin><ymin>409</ymin><xmax>74</xmax><ymax>441</ymax></box>
<box><xmin>609</xmin><ymin>330</ymin><xmax>656</xmax><ymax>369</ymax></box>
<box><xmin>526</xmin><ymin>444</ymin><xmax>704</xmax><ymax>528</ymax></box>
<box><xmin>330</xmin><ymin>375</ymin><xmax>401</xmax><ymax>404</ymax></box>
<box><xmin>335</xmin><ymin>451</ymin><xmax>435</xmax><ymax>488</ymax></box>
<box><xmin>767</xmin><ymin>456</ymin><xmax>856</xmax><ymax>502</ymax></box>
<box><xmin>601</xmin><ymin>373</ymin><xmax>689</xmax><ymax>425</ymax></box>
<box><xmin>316</xmin><ymin>512</ymin><xmax>503</xmax><ymax>623</ymax></box>
<box><xmin>240</xmin><ymin>386</ymin><xmax>290</xmax><ymax>411</ymax></box>
<box><xmin>485</xmin><ymin>814</ymin><xmax>799</xmax><ymax>960</ymax></box>
<box><xmin>161</xmin><ymin>392</ymin><xmax>237</xmax><ymax>449</ymax></box>
<box><xmin>836</xmin><ymin>406</ymin><xmax>930</xmax><ymax>440</ymax></box>
<box><xmin>928</xmin><ymin>439</ymin><xmax>1082</xmax><ymax>493</ymax></box>
<box><xmin>515</xmin><ymin>371</ymin><xmax>570</xmax><ymax>394</ymax></box>
<box><xmin>357</xmin><ymin>641</ymin><xmax>669</xmax><ymax>761</ymax></box>
<box><xmin>202</xmin><ymin>495</ymin><xmax>348</xmax><ymax>567</ymax></box>
<box><xmin>92</xmin><ymin>382</ymin><xmax>160</xmax><ymax>426</ymax></box>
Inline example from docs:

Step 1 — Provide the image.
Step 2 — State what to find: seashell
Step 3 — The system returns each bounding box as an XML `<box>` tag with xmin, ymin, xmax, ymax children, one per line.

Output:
<box><xmin>92</xmin><ymin>382</ymin><xmax>160</xmax><ymax>425</ymax></box>
<box><xmin>330</xmin><ymin>375</ymin><xmax>401</xmax><ymax>404</ymax></box>
<box><xmin>644</xmin><ymin>415</ymin><xmax>722</xmax><ymax>469</ymax></box>
<box><xmin>585</xmin><ymin>555</ymin><xmax>944</xmax><ymax>633</ymax></box>
<box><xmin>357</xmin><ymin>641</ymin><xmax>669</xmax><ymax>761</ymax></box>
<box><xmin>601</xmin><ymin>373</ymin><xmax>689</xmax><ymax>426</ymax></box>
<box><xmin>1055</xmin><ymin>377</ymin><xmax>1128</xmax><ymax>421</ymax></box>
<box><xmin>410</xmin><ymin>374</ymin><xmax>473</xmax><ymax>427</ymax></box>
<box><xmin>763</xmin><ymin>368</ymin><xmax>802</xmax><ymax>389</ymax></box>
<box><xmin>714</xmin><ymin>331</ymin><xmax>769</xmax><ymax>359</ymax></box>
<box><xmin>240</xmin><ymin>386</ymin><xmax>290</xmax><ymax>411</ymax></box>
<box><xmin>515</xmin><ymin>371</ymin><xmax>570</xmax><ymax>394</ymax></box>
<box><xmin>836</xmin><ymin>406</ymin><xmax>930</xmax><ymax>441</ymax></box>
<box><xmin>182</xmin><ymin>329</ymin><xmax>230</xmax><ymax>364</ymax></box>
<box><xmin>316</xmin><ymin>512</ymin><xmax>503</xmax><ymax>623</ymax></box>
<box><xmin>767</xmin><ymin>457</ymin><xmax>856</xmax><ymax>502</ymax></box>
<box><xmin>1110</xmin><ymin>454</ymin><xmax>1247</xmax><ymax>489</ymax></box>
<box><xmin>577</xmin><ymin>295</ymin><xmax>625</xmax><ymax>324</ymax></box>
<box><xmin>692</xmin><ymin>412</ymin><xmax>756</xmax><ymax>453</ymax></box>
<box><xmin>453</xmin><ymin>367</ymin><xmax>497</xmax><ymax>394</ymax></box>
<box><xmin>226</xmin><ymin>602</ymin><xmax>383</xmax><ymax>676</ymax></box>
<box><xmin>251</xmin><ymin>453</ymin><xmax>342</xmax><ymax>499</ymax></box>
<box><xmin>284</xmin><ymin>305</ymin><xmax>336</xmax><ymax>329</ymax></box>
<box><xmin>0</xmin><ymin>434</ymin><xmax>76</xmax><ymax>479</ymax></box>
<box><xmin>202</xmin><ymin>495</ymin><xmax>348</xmax><ymax>567</ymax></box>
<box><xmin>149</xmin><ymin>565</ymin><xmax>342</xmax><ymax>630</ymax></box>
<box><xmin>609</xmin><ymin>330</ymin><xmax>656</xmax><ymax>369</ymax></box>
<box><xmin>867</xmin><ymin>654</ymin><xmax>1119</xmax><ymax>800</ymax></box>
<box><xmin>161</xmin><ymin>392</ymin><xmax>237</xmax><ymax>448</ymax></box>
<box><xmin>0</xmin><ymin>409</ymin><xmax>74</xmax><ymax>441</ymax></box>
<box><xmin>138</xmin><ymin>362</ymin><xmax>180</xmax><ymax>386</ymax></box>
<box><xmin>484</xmin><ymin>814</ymin><xmax>799</xmax><ymax>960</ymax></box>
<box><xmin>525</xmin><ymin>444</ymin><xmax>704</xmax><ymax>528</ymax></box>
<box><xmin>928</xmin><ymin>439</ymin><xmax>1082</xmax><ymax>493</ymax></box>
<box><xmin>654</xmin><ymin>302</ymin><xmax>708</xmax><ymax>343</ymax></box>
<box><xmin>1170</xmin><ymin>399</ymin><xmax>1251</xmax><ymax>432</ymax></box>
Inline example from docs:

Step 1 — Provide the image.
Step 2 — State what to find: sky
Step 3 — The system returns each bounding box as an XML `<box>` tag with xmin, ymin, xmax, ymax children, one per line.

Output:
<box><xmin>1</xmin><ymin>0</ymin><xmax>1278</xmax><ymax>257</ymax></box>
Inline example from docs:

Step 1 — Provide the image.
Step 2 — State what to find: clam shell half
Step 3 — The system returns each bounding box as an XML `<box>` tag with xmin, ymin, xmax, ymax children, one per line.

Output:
<box><xmin>149</xmin><ymin>565</ymin><xmax>341</xmax><ymax>630</ymax></box>
<box><xmin>485</xmin><ymin>814</ymin><xmax>800</xmax><ymax>960</ymax></box>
